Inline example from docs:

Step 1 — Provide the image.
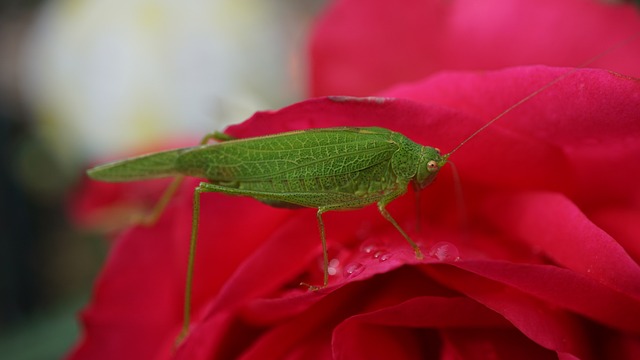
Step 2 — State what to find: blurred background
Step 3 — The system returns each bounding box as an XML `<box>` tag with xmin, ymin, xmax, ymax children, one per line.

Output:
<box><xmin>0</xmin><ymin>0</ymin><xmax>326</xmax><ymax>358</ymax></box>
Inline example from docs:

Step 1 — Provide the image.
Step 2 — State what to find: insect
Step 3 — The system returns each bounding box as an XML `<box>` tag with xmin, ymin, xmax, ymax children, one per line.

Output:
<box><xmin>86</xmin><ymin>33</ymin><xmax>639</xmax><ymax>343</ymax></box>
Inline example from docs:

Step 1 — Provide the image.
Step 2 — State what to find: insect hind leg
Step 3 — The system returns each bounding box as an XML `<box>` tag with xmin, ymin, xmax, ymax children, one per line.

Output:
<box><xmin>176</xmin><ymin>182</ymin><xmax>219</xmax><ymax>346</ymax></box>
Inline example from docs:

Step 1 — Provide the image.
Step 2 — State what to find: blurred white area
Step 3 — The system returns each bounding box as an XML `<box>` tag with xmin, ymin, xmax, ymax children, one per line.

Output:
<box><xmin>21</xmin><ymin>0</ymin><xmax>323</xmax><ymax>164</ymax></box>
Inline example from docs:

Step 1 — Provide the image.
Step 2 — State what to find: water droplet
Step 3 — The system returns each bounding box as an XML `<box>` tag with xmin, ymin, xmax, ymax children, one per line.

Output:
<box><xmin>360</xmin><ymin>239</ymin><xmax>386</xmax><ymax>255</ymax></box>
<box><xmin>361</xmin><ymin>244</ymin><xmax>376</xmax><ymax>254</ymax></box>
<box><xmin>328</xmin><ymin>258</ymin><xmax>340</xmax><ymax>276</ymax></box>
<box><xmin>379</xmin><ymin>253</ymin><xmax>393</xmax><ymax>262</ymax></box>
<box><xmin>428</xmin><ymin>242</ymin><xmax>460</xmax><ymax>262</ymax></box>
<box><xmin>373</xmin><ymin>250</ymin><xmax>392</xmax><ymax>262</ymax></box>
<box><xmin>344</xmin><ymin>263</ymin><xmax>364</xmax><ymax>278</ymax></box>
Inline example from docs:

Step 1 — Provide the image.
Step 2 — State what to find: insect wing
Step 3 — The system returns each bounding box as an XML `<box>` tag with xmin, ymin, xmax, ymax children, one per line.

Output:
<box><xmin>175</xmin><ymin>127</ymin><xmax>401</xmax><ymax>184</ymax></box>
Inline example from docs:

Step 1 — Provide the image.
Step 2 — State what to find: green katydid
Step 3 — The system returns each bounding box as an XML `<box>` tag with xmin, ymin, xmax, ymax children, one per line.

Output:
<box><xmin>88</xmin><ymin>124</ymin><xmax>450</xmax><ymax>342</ymax></box>
<box><xmin>87</xmin><ymin>126</ymin><xmax>446</xmax><ymax>283</ymax></box>
<box><xmin>86</xmin><ymin>33</ymin><xmax>639</xmax><ymax>343</ymax></box>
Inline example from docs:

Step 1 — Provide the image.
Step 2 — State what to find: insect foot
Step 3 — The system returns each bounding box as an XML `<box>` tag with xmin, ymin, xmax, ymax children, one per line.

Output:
<box><xmin>300</xmin><ymin>282</ymin><xmax>325</xmax><ymax>292</ymax></box>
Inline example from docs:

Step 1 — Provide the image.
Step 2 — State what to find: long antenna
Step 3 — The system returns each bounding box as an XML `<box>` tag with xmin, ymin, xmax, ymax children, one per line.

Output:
<box><xmin>445</xmin><ymin>32</ymin><xmax>640</xmax><ymax>158</ymax></box>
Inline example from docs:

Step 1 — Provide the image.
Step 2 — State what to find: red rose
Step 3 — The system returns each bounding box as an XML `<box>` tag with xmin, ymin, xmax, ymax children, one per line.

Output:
<box><xmin>69</xmin><ymin>0</ymin><xmax>640</xmax><ymax>359</ymax></box>
<box><xmin>69</xmin><ymin>68</ymin><xmax>640</xmax><ymax>359</ymax></box>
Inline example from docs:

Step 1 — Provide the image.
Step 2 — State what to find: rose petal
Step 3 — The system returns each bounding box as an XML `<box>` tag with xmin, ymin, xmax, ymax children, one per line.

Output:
<box><xmin>441</xmin><ymin>329</ymin><xmax>558</xmax><ymax>360</ymax></box>
<box><xmin>424</xmin><ymin>264</ymin><xmax>595</xmax><ymax>359</ymax></box>
<box><xmin>204</xmin><ymin>282</ymin><xmax>365</xmax><ymax>360</ymax></box>
<box><xmin>482</xmin><ymin>192</ymin><xmax>640</xmax><ymax>300</ymax></box>
<box><xmin>227</xmin><ymin>268</ymin><xmax>469</xmax><ymax>359</ymax></box>
<box><xmin>311</xmin><ymin>0</ymin><xmax>640</xmax><ymax>95</ymax></box>
<box><xmin>332</xmin><ymin>296</ymin><xmax>513</xmax><ymax>359</ymax></box>
<box><xmin>450</xmin><ymin>260</ymin><xmax>640</xmax><ymax>332</ymax></box>
<box><xmin>68</xmin><ymin>217</ymin><xmax>184</xmax><ymax>359</ymax></box>
<box><xmin>384</xmin><ymin>67</ymin><xmax>640</xmax><ymax>205</ymax></box>
<box><xmin>590</xmin><ymin>207</ymin><xmax>640</xmax><ymax>264</ymax></box>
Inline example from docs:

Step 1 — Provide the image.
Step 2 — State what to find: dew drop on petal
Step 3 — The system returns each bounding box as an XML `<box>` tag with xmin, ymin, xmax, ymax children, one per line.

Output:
<box><xmin>373</xmin><ymin>250</ymin><xmax>392</xmax><ymax>262</ymax></box>
<box><xmin>344</xmin><ymin>263</ymin><xmax>365</xmax><ymax>278</ymax></box>
<box><xmin>328</xmin><ymin>258</ymin><xmax>340</xmax><ymax>276</ymax></box>
<box><xmin>360</xmin><ymin>243</ymin><xmax>378</xmax><ymax>255</ymax></box>
<box><xmin>359</xmin><ymin>238</ymin><xmax>388</xmax><ymax>255</ymax></box>
<box><xmin>428</xmin><ymin>242</ymin><xmax>460</xmax><ymax>262</ymax></box>
<box><xmin>378</xmin><ymin>253</ymin><xmax>393</xmax><ymax>262</ymax></box>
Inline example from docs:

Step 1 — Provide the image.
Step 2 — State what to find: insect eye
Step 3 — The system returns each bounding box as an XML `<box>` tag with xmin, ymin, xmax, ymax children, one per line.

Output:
<box><xmin>427</xmin><ymin>160</ymin><xmax>439</xmax><ymax>172</ymax></box>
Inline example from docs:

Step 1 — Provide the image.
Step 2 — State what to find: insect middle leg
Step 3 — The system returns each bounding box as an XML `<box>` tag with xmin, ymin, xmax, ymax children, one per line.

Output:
<box><xmin>307</xmin><ymin>198</ymin><xmax>425</xmax><ymax>290</ymax></box>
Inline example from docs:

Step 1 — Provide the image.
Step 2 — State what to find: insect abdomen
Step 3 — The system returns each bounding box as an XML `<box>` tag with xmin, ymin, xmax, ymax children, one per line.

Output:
<box><xmin>87</xmin><ymin>147</ymin><xmax>189</xmax><ymax>182</ymax></box>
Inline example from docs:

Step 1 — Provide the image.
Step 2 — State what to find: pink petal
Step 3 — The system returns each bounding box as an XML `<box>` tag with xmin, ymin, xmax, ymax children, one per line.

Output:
<box><xmin>311</xmin><ymin>0</ymin><xmax>640</xmax><ymax>95</ymax></box>
<box><xmin>441</xmin><ymin>329</ymin><xmax>558</xmax><ymax>360</ymax></box>
<box><xmin>332</xmin><ymin>296</ymin><xmax>514</xmax><ymax>359</ymax></box>
<box><xmin>482</xmin><ymin>192</ymin><xmax>640</xmax><ymax>300</ymax></box>
<box><xmin>590</xmin><ymin>208</ymin><xmax>640</xmax><ymax>264</ymax></box>
<box><xmin>68</xmin><ymin>218</ymin><xmax>184</xmax><ymax>359</ymax></box>
<box><xmin>424</xmin><ymin>264</ymin><xmax>596</xmax><ymax>359</ymax></box>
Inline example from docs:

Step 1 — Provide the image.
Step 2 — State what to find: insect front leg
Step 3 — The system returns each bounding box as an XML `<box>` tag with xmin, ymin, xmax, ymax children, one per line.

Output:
<box><xmin>378</xmin><ymin>191</ymin><xmax>424</xmax><ymax>260</ymax></box>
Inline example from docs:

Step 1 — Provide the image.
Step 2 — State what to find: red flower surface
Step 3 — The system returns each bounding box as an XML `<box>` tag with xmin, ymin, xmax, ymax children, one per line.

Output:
<box><xmin>69</xmin><ymin>68</ymin><xmax>640</xmax><ymax>359</ymax></box>
<box><xmin>311</xmin><ymin>0</ymin><xmax>640</xmax><ymax>96</ymax></box>
<box><xmin>69</xmin><ymin>0</ymin><xmax>640</xmax><ymax>359</ymax></box>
